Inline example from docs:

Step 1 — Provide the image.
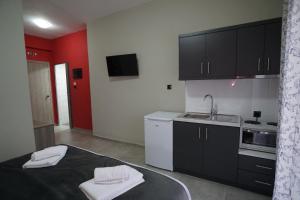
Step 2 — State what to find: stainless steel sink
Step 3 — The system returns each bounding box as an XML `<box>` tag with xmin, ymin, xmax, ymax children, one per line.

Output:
<box><xmin>183</xmin><ymin>113</ymin><xmax>211</xmax><ymax>119</ymax></box>
<box><xmin>182</xmin><ymin>113</ymin><xmax>239</xmax><ymax>124</ymax></box>
<box><xmin>210</xmin><ymin>114</ymin><xmax>239</xmax><ymax>123</ymax></box>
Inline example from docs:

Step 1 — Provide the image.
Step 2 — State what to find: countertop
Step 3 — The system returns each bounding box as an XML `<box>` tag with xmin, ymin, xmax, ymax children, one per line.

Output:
<box><xmin>33</xmin><ymin>121</ymin><xmax>54</xmax><ymax>129</ymax></box>
<box><xmin>174</xmin><ymin>113</ymin><xmax>241</xmax><ymax>127</ymax></box>
<box><xmin>242</xmin><ymin>121</ymin><xmax>277</xmax><ymax>132</ymax></box>
<box><xmin>239</xmin><ymin>149</ymin><xmax>276</xmax><ymax>160</ymax></box>
<box><xmin>144</xmin><ymin>111</ymin><xmax>182</xmax><ymax>121</ymax></box>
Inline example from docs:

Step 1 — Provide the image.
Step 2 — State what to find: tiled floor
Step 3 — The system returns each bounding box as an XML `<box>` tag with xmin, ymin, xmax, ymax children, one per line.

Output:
<box><xmin>54</xmin><ymin>124</ymin><xmax>70</xmax><ymax>133</ymax></box>
<box><xmin>55</xmin><ymin>129</ymin><xmax>271</xmax><ymax>200</ymax></box>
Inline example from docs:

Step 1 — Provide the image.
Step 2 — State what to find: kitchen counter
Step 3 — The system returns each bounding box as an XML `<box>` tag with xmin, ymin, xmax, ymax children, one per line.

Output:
<box><xmin>242</xmin><ymin>121</ymin><xmax>277</xmax><ymax>132</ymax></box>
<box><xmin>239</xmin><ymin>149</ymin><xmax>276</xmax><ymax>160</ymax></box>
<box><xmin>174</xmin><ymin>113</ymin><xmax>241</xmax><ymax>127</ymax></box>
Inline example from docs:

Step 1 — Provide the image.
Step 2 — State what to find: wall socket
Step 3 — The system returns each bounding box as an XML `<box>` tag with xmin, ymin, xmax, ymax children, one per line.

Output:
<box><xmin>167</xmin><ymin>84</ymin><xmax>172</xmax><ymax>90</ymax></box>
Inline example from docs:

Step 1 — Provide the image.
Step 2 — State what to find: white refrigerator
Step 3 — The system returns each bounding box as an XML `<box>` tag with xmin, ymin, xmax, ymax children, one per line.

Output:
<box><xmin>144</xmin><ymin>111</ymin><xmax>181</xmax><ymax>171</ymax></box>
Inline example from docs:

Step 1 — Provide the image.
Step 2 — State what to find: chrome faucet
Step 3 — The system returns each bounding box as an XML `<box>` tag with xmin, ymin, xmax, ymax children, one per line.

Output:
<box><xmin>203</xmin><ymin>94</ymin><xmax>217</xmax><ymax>117</ymax></box>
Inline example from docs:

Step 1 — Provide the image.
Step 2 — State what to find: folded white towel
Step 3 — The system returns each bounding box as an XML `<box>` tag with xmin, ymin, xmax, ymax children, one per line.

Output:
<box><xmin>31</xmin><ymin>145</ymin><xmax>68</xmax><ymax>161</ymax></box>
<box><xmin>23</xmin><ymin>148</ymin><xmax>67</xmax><ymax>168</ymax></box>
<box><xmin>79</xmin><ymin>166</ymin><xmax>144</xmax><ymax>200</ymax></box>
<box><xmin>94</xmin><ymin>165</ymin><xmax>130</xmax><ymax>184</ymax></box>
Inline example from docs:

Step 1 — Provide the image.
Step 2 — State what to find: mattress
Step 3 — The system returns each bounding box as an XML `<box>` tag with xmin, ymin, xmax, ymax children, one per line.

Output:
<box><xmin>0</xmin><ymin>145</ymin><xmax>191</xmax><ymax>200</ymax></box>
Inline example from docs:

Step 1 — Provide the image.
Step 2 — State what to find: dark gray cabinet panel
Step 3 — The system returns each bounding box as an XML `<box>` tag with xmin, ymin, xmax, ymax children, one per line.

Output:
<box><xmin>239</xmin><ymin>155</ymin><xmax>275</xmax><ymax>176</ymax></box>
<box><xmin>173</xmin><ymin>121</ymin><xmax>240</xmax><ymax>183</ymax></box>
<box><xmin>203</xmin><ymin>125</ymin><xmax>240</xmax><ymax>182</ymax></box>
<box><xmin>264</xmin><ymin>22</ymin><xmax>282</xmax><ymax>75</ymax></box>
<box><xmin>173</xmin><ymin>121</ymin><xmax>203</xmax><ymax>174</ymax></box>
<box><xmin>179</xmin><ymin>35</ymin><xmax>206</xmax><ymax>80</ymax></box>
<box><xmin>237</xmin><ymin>25</ymin><xmax>265</xmax><ymax>76</ymax></box>
<box><xmin>238</xmin><ymin>155</ymin><xmax>275</xmax><ymax>195</ymax></box>
<box><xmin>179</xmin><ymin>18</ymin><xmax>281</xmax><ymax>80</ymax></box>
<box><xmin>206</xmin><ymin>30</ymin><xmax>236</xmax><ymax>78</ymax></box>
<box><xmin>238</xmin><ymin>170</ymin><xmax>274</xmax><ymax>195</ymax></box>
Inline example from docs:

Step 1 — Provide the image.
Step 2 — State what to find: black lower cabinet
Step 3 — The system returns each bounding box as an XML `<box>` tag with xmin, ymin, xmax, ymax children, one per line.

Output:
<box><xmin>173</xmin><ymin>121</ymin><xmax>276</xmax><ymax>196</ymax></box>
<box><xmin>203</xmin><ymin>125</ymin><xmax>240</xmax><ymax>183</ymax></box>
<box><xmin>173</xmin><ymin>122</ymin><xmax>203</xmax><ymax>175</ymax></box>
<box><xmin>173</xmin><ymin>121</ymin><xmax>240</xmax><ymax>184</ymax></box>
<box><xmin>238</xmin><ymin>170</ymin><xmax>274</xmax><ymax>195</ymax></box>
<box><xmin>238</xmin><ymin>155</ymin><xmax>275</xmax><ymax>195</ymax></box>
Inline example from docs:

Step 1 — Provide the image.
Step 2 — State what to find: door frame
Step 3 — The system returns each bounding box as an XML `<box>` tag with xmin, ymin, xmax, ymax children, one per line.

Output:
<box><xmin>27</xmin><ymin>60</ymin><xmax>54</xmax><ymax>123</ymax></box>
<box><xmin>54</xmin><ymin>62</ymin><xmax>73</xmax><ymax>128</ymax></box>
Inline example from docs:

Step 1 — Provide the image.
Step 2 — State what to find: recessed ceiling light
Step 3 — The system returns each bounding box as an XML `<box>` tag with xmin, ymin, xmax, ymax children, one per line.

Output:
<box><xmin>32</xmin><ymin>18</ymin><xmax>53</xmax><ymax>29</ymax></box>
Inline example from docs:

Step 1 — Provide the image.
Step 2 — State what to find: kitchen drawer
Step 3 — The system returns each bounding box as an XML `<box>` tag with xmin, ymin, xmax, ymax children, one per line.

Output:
<box><xmin>239</xmin><ymin>155</ymin><xmax>275</xmax><ymax>175</ymax></box>
<box><xmin>238</xmin><ymin>170</ymin><xmax>274</xmax><ymax>195</ymax></box>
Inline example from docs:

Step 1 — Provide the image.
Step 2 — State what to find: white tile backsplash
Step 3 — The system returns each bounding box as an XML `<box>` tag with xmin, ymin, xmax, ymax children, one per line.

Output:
<box><xmin>185</xmin><ymin>79</ymin><xmax>279</xmax><ymax>122</ymax></box>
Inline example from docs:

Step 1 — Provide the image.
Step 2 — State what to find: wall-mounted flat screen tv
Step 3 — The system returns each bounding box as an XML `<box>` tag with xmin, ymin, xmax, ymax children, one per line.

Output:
<box><xmin>106</xmin><ymin>54</ymin><xmax>138</xmax><ymax>76</ymax></box>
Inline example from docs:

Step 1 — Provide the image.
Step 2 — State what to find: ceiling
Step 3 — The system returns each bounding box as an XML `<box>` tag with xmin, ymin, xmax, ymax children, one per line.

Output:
<box><xmin>23</xmin><ymin>0</ymin><xmax>152</xmax><ymax>39</ymax></box>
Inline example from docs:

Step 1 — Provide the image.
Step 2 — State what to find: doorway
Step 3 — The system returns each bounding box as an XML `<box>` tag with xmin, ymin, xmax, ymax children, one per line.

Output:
<box><xmin>27</xmin><ymin>61</ymin><xmax>53</xmax><ymax>123</ymax></box>
<box><xmin>54</xmin><ymin>63</ymin><xmax>72</xmax><ymax>131</ymax></box>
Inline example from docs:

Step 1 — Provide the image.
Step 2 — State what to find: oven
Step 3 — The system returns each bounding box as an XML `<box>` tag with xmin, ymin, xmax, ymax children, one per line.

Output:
<box><xmin>240</xmin><ymin>128</ymin><xmax>276</xmax><ymax>153</ymax></box>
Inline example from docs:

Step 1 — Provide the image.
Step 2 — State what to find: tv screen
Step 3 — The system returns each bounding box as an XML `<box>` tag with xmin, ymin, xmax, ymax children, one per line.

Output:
<box><xmin>106</xmin><ymin>54</ymin><xmax>138</xmax><ymax>76</ymax></box>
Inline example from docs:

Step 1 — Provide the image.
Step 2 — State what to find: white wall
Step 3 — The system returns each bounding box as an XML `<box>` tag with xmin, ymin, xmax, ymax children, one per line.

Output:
<box><xmin>186</xmin><ymin>79</ymin><xmax>279</xmax><ymax>122</ymax></box>
<box><xmin>88</xmin><ymin>0</ymin><xmax>282</xmax><ymax>145</ymax></box>
<box><xmin>0</xmin><ymin>0</ymin><xmax>36</xmax><ymax>161</ymax></box>
<box><xmin>55</xmin><ymin>64</ymin><xmax>70</xmax><ymax>125</ymax></box>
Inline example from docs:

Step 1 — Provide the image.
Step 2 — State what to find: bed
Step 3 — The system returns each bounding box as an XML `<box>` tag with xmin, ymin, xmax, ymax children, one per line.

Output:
<box><xmin>0</xmin><ymin>145</ymin><xmax>191</xmax><ymax>200</ymax></box>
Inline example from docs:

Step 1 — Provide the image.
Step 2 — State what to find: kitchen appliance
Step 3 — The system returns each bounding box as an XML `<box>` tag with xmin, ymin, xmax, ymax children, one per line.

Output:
<box><xmin>244</xmin><ymin>111</ymin><xmax>261</xmax><ymax>124</ymax></box>
<box><xmin>144</xmin><ymin>111</ymin><xmax>181</xmax><ymax>171</ymax></box>
<box><xmin>240</xmin><ymin>120</ymin><xmax>277</xmax><ymax>153</ymax></box>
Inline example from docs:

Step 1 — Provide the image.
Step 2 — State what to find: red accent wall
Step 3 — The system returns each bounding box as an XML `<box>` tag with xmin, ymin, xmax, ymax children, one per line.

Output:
<box><xmin>24</xmin><ymin>30</ymin><xmax>93</xmax><ymax>130</ymax></box>
<box><xmin>52</xmin><ymin>30</ymin><xmax>93</xmax><ymax>130</ymax></box>
<box><xmin>25</xmin><ymin>34</ymin><xmax>53</xmax><ymax>51</ymax></box>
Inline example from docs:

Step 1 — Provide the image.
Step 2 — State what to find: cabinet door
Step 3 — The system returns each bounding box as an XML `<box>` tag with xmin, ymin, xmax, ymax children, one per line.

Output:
<box><xmin>237</xmin><ymin>25</ymin><xmax>265</xmax><ymax>76</ymax></box>
<box><xmin>206</xmin><ymin>30</ymin><xmax>236</xmax><ymax>78</ymax></box>
<box><xmin>173</xmin><ymin>121</ymin><xmax>203</xmax><ymax>175</ymax></box>
<box><xmin>179</xmin><ymin>35</ymin><xmax>206</xmax><ymax>80</ymax></box>
<box><xmin>203</xmin><ymin>125</ymin><xmax>240</xmax><ymax>183</ymax></box>
<box><xmin>264</xmin><ymin>22</ymin><xmax>281</xmax><ymax>75</ymax></box>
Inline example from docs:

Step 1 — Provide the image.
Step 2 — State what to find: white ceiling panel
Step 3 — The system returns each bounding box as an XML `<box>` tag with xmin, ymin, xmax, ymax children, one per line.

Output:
<box><xmin>23</xmin><ymin>0</ymin><xmax>152</xmax><ymax>39</ymax></box>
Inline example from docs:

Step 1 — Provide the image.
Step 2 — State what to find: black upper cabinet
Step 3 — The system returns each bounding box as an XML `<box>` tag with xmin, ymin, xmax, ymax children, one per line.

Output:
<box><xmin>179</xmin><ymin>30</ymin><xmax>236</xmax><ymax>80</ymax></box>
<box><xmin>206</xmin><ymin>30</ymin><xmax>236</xmax><ymax>78</ymax></box>
<box><xmin>179</xmin><ymin>18</ymin><xmax>281</xmax><ymax>80</ymax></box>
<box><xmin>179</xmin><ymin>35</ymin><xmax>206</xmax><ymax>80</ymax></box>
<box><xmin>264</xmin><ymin>22</ymin><xmax>282</xmax><ymax>75</ymax></box>
<box><xmin>173</xmin><ymin>121</ymin><xmax>203</xmax><ymax>174</ymax></box>
<box><xmin>237</xmin><ymin>25</ymin><xmax>265</xmax><ymax>76</ymax></box>
<box><xmin>203</xmin><ymin>124</ymin><xmax>240</xmax><ymax>183</ymax></box>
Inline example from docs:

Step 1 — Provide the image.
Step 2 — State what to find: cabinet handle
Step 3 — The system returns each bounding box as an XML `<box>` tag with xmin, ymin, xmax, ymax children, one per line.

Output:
<box><xmin>207</xmin><ymin>62</ymin><xmax>210</xmax><ymax>74</ymax></box>
<box><xmin>255</xmin><ymin>180</ymin><xmax>272</xmax><ymax>187</ymax></box>
<box><xmin>256</xmin><ymin>165</ymin><xmax>273</xmax><ymax>170</ymax></box>
<box><xmin>267</xmin><ymin>57</ymin><xmax>270</xmax><ymax>71</ymax></box>
<box><xmin>205</xmin><ymin>128</ymin><xmax>208</xmax><ymax>141</ymax></box>
<box><xmin>198</xmin><ymin>127</ymin><xmax>201</xmax><ymax>140</ymax></box>
<box><xmin>201</xmin><ymin>62</ymin><xmax>204</xmax><ymax>74</ymax></box>
<box><xmin>257</xmin><ymin>58</ymin><xmax>261</xmax><ymax>72</ymax></box>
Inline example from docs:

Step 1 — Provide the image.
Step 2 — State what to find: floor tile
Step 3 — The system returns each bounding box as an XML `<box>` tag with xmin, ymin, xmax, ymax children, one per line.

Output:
<box><xmin>55</xmin><ymin>129</ymin><xmax>271</xmax><ymax>200</ymax></box>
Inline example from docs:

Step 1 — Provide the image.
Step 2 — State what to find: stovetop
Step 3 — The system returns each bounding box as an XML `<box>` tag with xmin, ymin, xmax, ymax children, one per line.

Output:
<box><xmin>242</xmin><ymin>120</ymin><xmax>278</xmax><ymax>132</ymax></box>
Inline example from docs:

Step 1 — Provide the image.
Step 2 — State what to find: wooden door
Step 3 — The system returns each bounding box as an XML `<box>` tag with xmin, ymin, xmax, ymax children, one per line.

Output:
<box><xmin>173</xmin><ymin>121</ymin><xmax>203</xmax><ymax>175</ymax></box>
<box><xmin>237</xmin><ymin>25</ymin><xmax>265</xmax><ymax>76</ymax></box>
<box><xmin>179</xmin><ymin>35</ymin><xmax>206</xmax><ymax>80</ymax></box>
<box><xmin>203</xmin><ymin>124</ymin><xmax>240</xmax><ymax>183</ymax></box>
<box><xmin>206</xmin><ymin>30</ymin><xmax>237</xmax><ymax>78</ymax></box>
<box><xmin>27</xmin><ymin>61</ymin><xmax>53</xmax><ymax>123</ymax></box>
<box><xmin>264</xmin><ymin>22</ymin><xmax>282</xmax><ymax>75</ymax></box>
